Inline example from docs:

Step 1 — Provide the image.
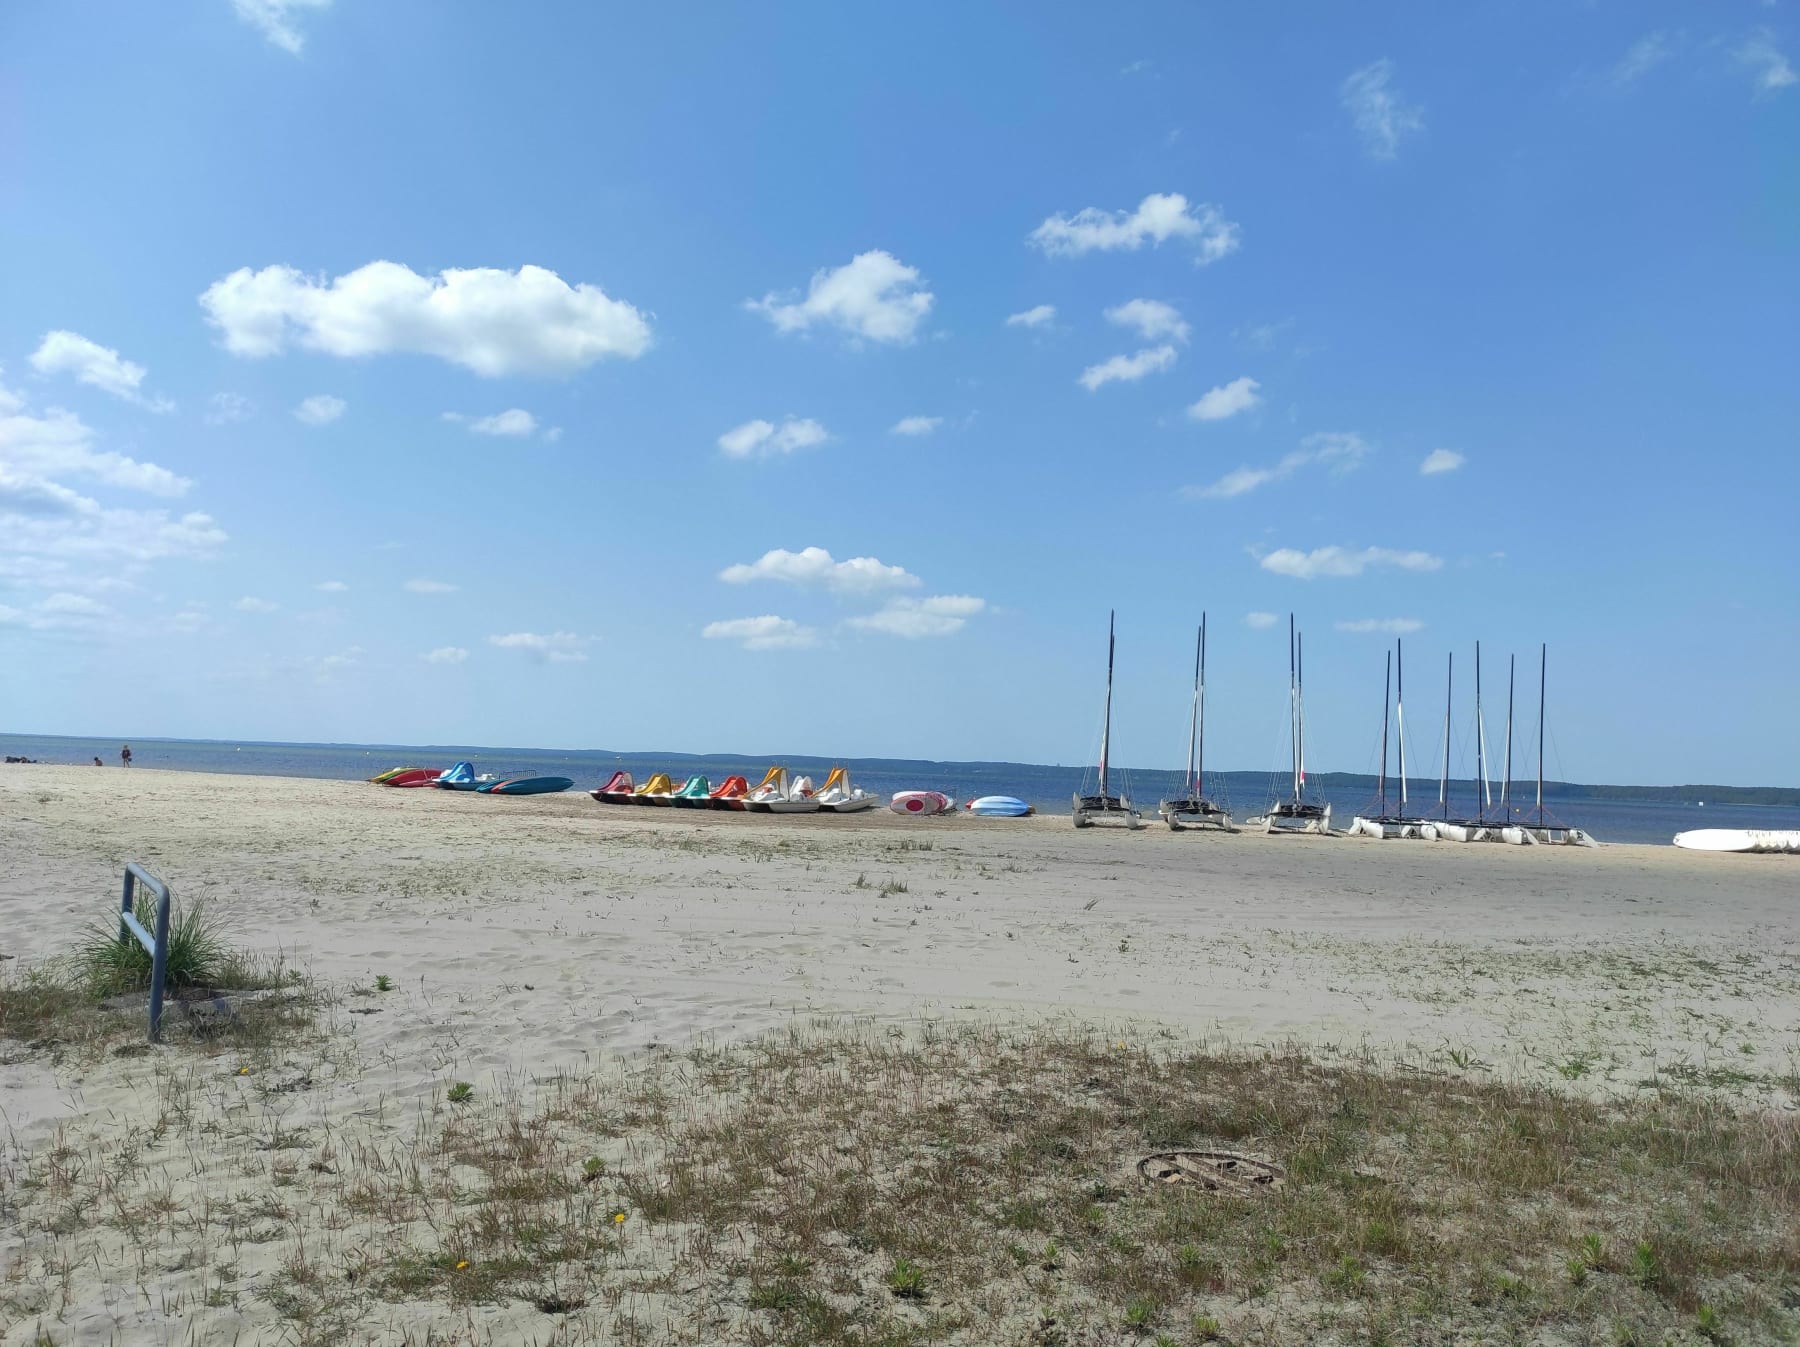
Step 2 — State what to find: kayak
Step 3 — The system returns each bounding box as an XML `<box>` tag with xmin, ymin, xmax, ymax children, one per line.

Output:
<box><xmin>1673</xmin><ymin>829</ymin><xmax>1800</xmax><ymax>853</ymax></box>
<box><xmin>375</xmin><ymin>767</ymin><xmax>443</xmax><ymax>787</ymax></box>
<box><xmin>966</xmin><ymin>795</ymin><xmax>1033</xmax><ymax>817</ymax></box>
<box><xmin>479</xmin><ymin>775</ymin><xmax>575</xmax><ymax>796</ymax></box>
<box><xmin>890</xmin><ymin>790</ymin><xmax>953</xmax><ymax>817</ymax></box>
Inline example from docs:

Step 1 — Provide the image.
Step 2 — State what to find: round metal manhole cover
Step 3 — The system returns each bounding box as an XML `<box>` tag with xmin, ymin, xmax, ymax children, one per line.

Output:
<box><xmin>1138</xmin><ymin>1151</ymin><xmax>1284</xmax><ymax>1194</ymax></box>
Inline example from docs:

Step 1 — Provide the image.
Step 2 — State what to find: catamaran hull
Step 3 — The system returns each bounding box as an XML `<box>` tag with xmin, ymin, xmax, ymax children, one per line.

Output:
<box><xmin>1073</xmin><ymin>794</ymin><xmax>1141</xmax><ymax>829</ymax></box>
<box><xmin>1673</xmin><ymin>829</ymin><xmax>1800</xmax><ymax>853</ymax></box>
<box><xmin>1252</xmin><ymin>804</ymin><xmax>1333</xmax><ymax>835</ymax></box>
<box><xmin>1159</xmin><ymin>799</ymin><xmax>1231</xmax><ymax>831</ymax></box>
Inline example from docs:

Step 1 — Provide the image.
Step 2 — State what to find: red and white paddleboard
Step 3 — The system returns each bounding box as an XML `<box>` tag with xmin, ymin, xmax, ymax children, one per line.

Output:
<box><xmin>890</xmin><ymin>790</ymin><xmax>952</xmax><ymax>816</ymax></box>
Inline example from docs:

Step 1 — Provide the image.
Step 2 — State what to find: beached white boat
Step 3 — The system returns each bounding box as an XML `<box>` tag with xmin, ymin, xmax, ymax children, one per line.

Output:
<box><xmin>1248</xmin><ymin>616</ymin><xmax>1332</xmax><ymax>835</ymax></box>
<box><xmin>1159</xmin><ymin>616</ymin><xmax>1232</xmax><ymax>832</ymax></box>
<box><xmin>815</xmin><ymin>766</ymin><xmax>878</xmax><ymax>813</ymax></box>
<box><xmin>745</xmin><ymin>766</ymin><xmax>821</xmax><ymax>814</ymax></box>
<box><xmin>1348</xmin><ymin>642</ymin><xmax>1431</xmax><ymax>839</ymax></box>
<box><xmin>1074</xmin><ymin>611</ymin><xmax>1141</xmax><ymax>829</ymax></box>
<box><xmin>1673</xmin><ymin>829</ymin><xmax>1800</xmax><ymax>853</ymax></box>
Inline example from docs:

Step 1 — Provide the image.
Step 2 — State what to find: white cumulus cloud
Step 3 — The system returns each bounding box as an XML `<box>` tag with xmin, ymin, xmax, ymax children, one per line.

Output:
<box><xmin>1420</xmin><ymin>448</ymin><xmax>1465</xmax><ymax>475</ymax></box>
<box><xmin>0</xmin><ymin>381</ymin><xmax>189</xmax><ymax>496</ymax></box>
<box><xmin>701</xmin><ymin>615</ymin><xmax>818</xmax><ymax>650</ymax></box>
<box><xmin>891</xmin><ymin>416</ymin><xmax>942</xmax><ymax>436</ymax></box>
<box><xmin>747</xmin><ymin>250</ymin><xmax>933</xmax><ymax>344</ymax></box>
<box><xmin>1189</xmin><ymin>466</ymin><xmax>1281</xmax><ymax>501</ymax></box>
<box><xmin>1080</xmin><ymin>346</ymin><xmax>1178</xmax><ymax>391</ymax></box>
<box><xmin>231</xmin><ymin>0</ymin><xmax>331</xmax><ymax>54</ymax></box>
<box><xmin>1006</xmin><ymin>304</ymin><xmax>1056</xmax><ymax>328</ymax></box>
<box><xmin>1186</xmin><ymin>376</ymin><xmax>1261</xmax><ymax>421</ymax></box>
<box><xmin>1737</xmin><ymin>29</ymin><xmax>1797</xmax><ymax>93</ymax></box>
<box><xmin>200</xmin><ymin>261</ymin><xmax>651</xmax><ymax>376</ymax></box>
<box><xmin>1342</xmin><ymin>59</ymin><xmax>1424</xmax><ymax>160</ymax></box>
<box><xmin>423</xmin><ymin>646</ymin><xmax>469</xmax><ymax>665</ymax></box>
<box><xmin>1029</xmin><ymin>192</ymin><xmax>1240</xmax><ymax>264</ymax></box>
<box><xmin>487</xmin><ymin>631</ymin><xmax>591</xmax><ymax>662</ymax></box>
<box><xmin>1336</xmin><ymin>618</ymin><xmax>1425</xmax><ymax>635</ymax></box>
<box><xmin>717</xmin><ymin>417</ymin><xmax>830</xmax><ymax>459</ymax></box>
<box><xmin>720</xmin><ymin>546</ymin><xmax>918</xmax><ymax>595</ymax></box>
<box><xmin>848</xmin><ymin>594</ymin><xmax>986</xmax><ymax>639</ymax></box>
<box><xmin>404</xmin><ymin>578</ymin><xmax>457</xmax><ymax>594</ymax></box>
<box><xmin>294</xmin><ymin>394</ymin><xmax>345</xmax><ymax>426</ymax></box>
<box><xmin>1259</xmin><ymin>545</ymin><xmax>1442</xmax><ymax>580</ymax></box>
<box><xmin>29</xmin><ymin>331</ymin><xmax>171</xmax><ymax>410</ymax></box>
<box><xmin>1105</xmin><ymin>299</ymin><xmax>1189</xmax><ymax>343</ymax></box>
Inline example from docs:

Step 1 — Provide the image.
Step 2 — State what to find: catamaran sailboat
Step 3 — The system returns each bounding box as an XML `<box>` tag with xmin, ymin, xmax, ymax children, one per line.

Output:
<box><xmin>1159</xmin><ymin>615</ymin><xmax>1232</xmax><ymax>831</ymax></box>
<box><xmin>1073</xmin><ymin>611</ymin><xmax>1142</xmax><ymax>829</ymax></box>
<box><xmin>1427</xmin><ymin>642</ymin><xmax>1511</xmax><ymax>843</ymax></box>
<box><xmin>1348</xmin><ymin>642</ymin><xmax>1429</xmax><ymax>839</ymax></box>
<box><xmin>1248</xmin><ymin>616</ymin><xmax>1333</xmax><ymax>834</ymax></box>
<box><xmin>1511</xmin><ymin>645</ymin><xmax>1597</xmax><ymax>846</ymax></box>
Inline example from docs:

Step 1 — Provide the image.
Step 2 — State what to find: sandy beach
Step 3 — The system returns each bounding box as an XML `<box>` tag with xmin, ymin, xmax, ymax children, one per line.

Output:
<box><xmin>2</xmin><ymin>765</ymin><xmax>1796</xmax><ymax>1344</ymax></box>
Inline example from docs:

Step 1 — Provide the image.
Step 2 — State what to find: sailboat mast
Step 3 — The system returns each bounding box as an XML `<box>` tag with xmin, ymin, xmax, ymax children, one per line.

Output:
<box><xmin>1536</xmin><ymin>642</ymin><xmax>1546</xmax><ymax>825</ymax></box>
<box><xmin>1502</xmin><ymin>654</ymin><xmax>1515</xmax><ymax>815</ymax></box>
<box><xmin>1397</xmin><ymin>639</ymin><xmax>1409</xmax><ymax>814</ymax></box>
<box><xmin>1288</xmin><ymin>615</ymin><xmax>1299</xmax><ymax>803</ymax></box>
<box><xmin>1185</xmin><ymin>622</ymin><xmax>1200</xmax><ymax>794</ymax></box>
<box><xmin>1475</xmin><ymin>642</ymin><xmax>1489</xmax><ymax>822</ymax></box>
<box><xmin>1439</xmin><ymin>652</ymin><xmax>1453</xmax><ymax>820</ymax></box>
<box><xmin>1197</xmin><ymin>614</ymin><xmax>1207</xmax><ymax>796</ymax></box>
<box><xmin>1296</xmin><ymin>629</ymin><xmax>1308</xmax><ymax>804</ymax></box>
<box><xmin>1378</xmin><ymin>650</ymin><xmax>1391</xmax><ymax>816</ymax></box>
<box><xmin>1099</xmin><ymin>610</ymin><xmax>1114</xmax><ymax>801</ymax></box>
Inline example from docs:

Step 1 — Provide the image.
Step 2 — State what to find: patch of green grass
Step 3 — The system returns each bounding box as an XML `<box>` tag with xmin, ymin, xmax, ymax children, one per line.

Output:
<box><xmin>374</xmin><ymin>974</ymin><xmax>393</xmax><ymax>992</ymax></box>
<box><xmin>446</xmin><ymin>1081</ymin><xmax>474</xmax><ymax>1104</ymax></box>
<box><xmin>886</xmin><ymin>1256</ymin><xmax>926</xmax><ymax>1299</ymax></box>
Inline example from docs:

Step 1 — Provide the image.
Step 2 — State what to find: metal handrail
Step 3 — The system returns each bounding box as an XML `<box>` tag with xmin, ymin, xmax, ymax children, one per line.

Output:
<box><xmin>119</xmin><ymin>862</ymin><xmax>172</xmax><ymax>1041</ymax></box>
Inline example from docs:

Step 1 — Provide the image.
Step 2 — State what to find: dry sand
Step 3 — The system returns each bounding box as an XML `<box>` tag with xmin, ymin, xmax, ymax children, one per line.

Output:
<box><xmin>1</xmin><ymin>765</ymin><xmax>1796</xmax><ymax>1343</ymax></box>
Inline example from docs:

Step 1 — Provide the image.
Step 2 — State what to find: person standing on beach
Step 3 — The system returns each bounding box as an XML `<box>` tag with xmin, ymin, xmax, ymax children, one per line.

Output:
<box><xmin>120</xmin><ymin>744</ymin><xmax>132</xmax><ymax>767</ymax></box>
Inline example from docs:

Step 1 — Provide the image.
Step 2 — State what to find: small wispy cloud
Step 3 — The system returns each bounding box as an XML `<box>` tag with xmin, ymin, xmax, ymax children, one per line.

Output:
<box><xmin>294</xmin><ymin>394</ymin><xmax>345</xmax><ymax>426</ymax></box>
<box><xmin>1079</xmin><ymin>346</ymin><xmax>1178</xmax><ymax>391</ymax></box>
<box><xmin>233</xmin><ymin>596</ymin><xmax>278</xmax><ymax>613</ymax></box>
<box><xmin>1186</xmin><ymin>376</ymin><xmax>1261</xmax><ymax>422</ymax></box>
<box><xmin>1105</xmin><ymin>299</ymin><xmax>1189</xmax><ymax>343</ymax></box>
<box><xmin>1737</xmin><ymin>29</ymin><xmax>1797</xmax><ymax>94</ymax></box>
<box><xmin>1245</xmin><ymin>612</ymin><xmax>1279</xmax><ymax>630</ymax></box>
<box><xmin>487</xmin><ymin>631</ymin><xmax>591</xmax><ymax>662</ymax></box>
<box><xmin>1259</xmin><ymin>545</ymin><xmax>1442</xmax><ymax>580</ymax></box>
<box><xmin>1336</xmin><ymin>617</ymin><xmax>1425</xmax><ymax>635</ymax></box>
<box><xmin>1030</xmin><ymin>193</ymin><xmax>1240</xmax><ymax>265</ymax></box>
<box><xmin>720</xmin><ymin>546</ymin><xmax>919</xmax><ymax>595</ymax></box>
<box><xmin>29</xmin><ymin>331</ymin><xmax>173</xmax><ymax>411</ymax></box>
<box><xmin>1186</xmin><ymin>430</ymin><xmax>1367</xmax><ymax>500</ymax></box>
<box><xmin>701</xmin><ymin>615</ymin><xmax>818</xmax><ymax>650</ymax></box>
<box><xmin>444</xmin><ymin>408</ymin><xmax>540</xmax><ymax>437</ymax></box>
<box><xmin>891</xmin><ymin>416</ymin><xmax>943</xmax><ymax>436</ymax></box>
<box><xmin>1420</xmin><ymin>448</ymin><xmax>1465</xmax><ymax>475</ymax></box>
<box><xmin>1006</xmin><ymin>304</ymin><xmax>1056</xmax><ymax>328</ymax></box>
<box><xmin>1612</xmin><ymin>31</ymin><xmax>1676</xmax><ymax>86</ymax></box>
<box><xmin>231</xmin><ymin>0</ymin><xmax>332</xmax><ymax>55</ymax></box>
<box><xmin>422</xmin><ymin>646</ymin><xmax>469</xmax><ymax>665</ymax></box>
<box><xmin>847</xmin><ymin>594</ymin><xmax>986</xmax><ymax>639</ymax></box>
<box><xmin>718</xmin><ymin>417</ymin><xmax>831</xmax><ymax>459</ymax></box>
<box><xmin>205</xmin><ymin>392</ymin><xmax>254</xmax><ymax>425</ymax></box>
<box><xmin>1342</xmin><ymin>59</ymin><xmax>1424</xmax><ymax>159</ymax></box>
<box><xmin>315</xmin><ymin>580</ymin><xmax>348</xmax><ymax>593</ymax></box>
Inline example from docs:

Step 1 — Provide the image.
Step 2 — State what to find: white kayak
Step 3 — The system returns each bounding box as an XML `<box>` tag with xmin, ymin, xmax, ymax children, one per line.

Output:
<box><xmin>1673</xmin><ymin>829</ymin><xmax>1800</xmax><ymax>853</ymax></box>
<box><xmin>890</xmin><ymin>790</ymin><xmax>952</xmax><ymax>817</ymax></box>
<box><xmin>966</xmin><ymin>795</ymin><xmax>1033</xmax><ymax>817</ymax></box>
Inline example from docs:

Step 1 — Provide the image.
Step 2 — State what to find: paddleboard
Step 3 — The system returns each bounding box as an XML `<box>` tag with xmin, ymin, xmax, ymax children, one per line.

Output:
<box><xmin>890</xmin><ymin>790</ymin><xmax>952</xmax><ymax>816</ymax></box>
<box><xmin>480</xmin><ymin>775</ymin><xmax>575</xmax><ymax>796</ymax></box>
<box><xmin>1673</xmin><ymin>829</ymin><xmax>1800</xmax><ymax>853</ymax></box>
<box><xmin>966</xmin><ymin>795</ymin><xmax>1032</xmax><ymax>817</ymax></box>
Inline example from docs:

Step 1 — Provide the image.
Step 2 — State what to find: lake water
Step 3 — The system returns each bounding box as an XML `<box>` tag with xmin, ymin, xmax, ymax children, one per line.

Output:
<box><xmin>4</xmin><ymin>732</ymin><xmax>1794</xmax><ymax>847</ymax></box>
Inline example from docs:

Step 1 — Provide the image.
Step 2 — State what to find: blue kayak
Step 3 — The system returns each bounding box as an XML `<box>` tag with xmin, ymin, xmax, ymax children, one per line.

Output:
<box><xmin>966</xmin><ymin>795</ymin><xmax>1033</xmax><ymax>817</ymax></box>
<box><xmin>479</xmin><ymin>775</ymin><xmax>575</xmax><ymax>796</ymax></box>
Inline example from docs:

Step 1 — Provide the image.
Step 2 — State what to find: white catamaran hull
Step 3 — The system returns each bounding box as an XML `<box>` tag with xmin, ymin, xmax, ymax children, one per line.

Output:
<box><xmin>1673</xmin><ymin>829</ymin><xmax>1800</xmax><ymax>854</ymax></box>
<box><xmin>1073</xmin><ymin>794</ymin><xmax>1142</xmax><ymax>829</ymax></box>
<box><xmin>1161</xmin><ymin>807</ymin><xmax>1232</xmax><ymax>832</ymax></box>
<box><xmin>1251</xmin><ymin>804</ymin><xmax>1332</xmax><ymax>835</ymax></box>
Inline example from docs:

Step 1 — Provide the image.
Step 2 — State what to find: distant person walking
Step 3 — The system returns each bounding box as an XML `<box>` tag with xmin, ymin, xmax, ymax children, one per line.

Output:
<box><xmin>120</xmin><ymin>744</ymin><xmax>132</xmax><ymax>767</ymax></box>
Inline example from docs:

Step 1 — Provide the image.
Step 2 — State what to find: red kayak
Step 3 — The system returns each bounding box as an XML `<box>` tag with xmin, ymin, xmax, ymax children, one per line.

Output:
<box><xmin>379</xmin><ymin>768</ymin><xmax>444</xmax><ymax>787</ymax></box>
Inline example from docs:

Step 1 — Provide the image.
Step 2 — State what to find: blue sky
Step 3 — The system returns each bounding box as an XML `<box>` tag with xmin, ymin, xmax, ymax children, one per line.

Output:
<box><xmin>2</xmin><ymin>1</ymin><xmax>1796</xmax><ymax>785</ymax></box>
